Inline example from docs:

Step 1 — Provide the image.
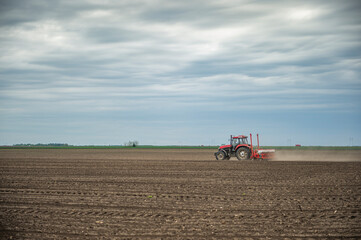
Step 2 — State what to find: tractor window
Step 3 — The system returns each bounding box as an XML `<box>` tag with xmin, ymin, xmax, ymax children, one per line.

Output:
<box><xmin>241</xmin><ymin>138</ymin><xmax>248</xmax><ymax>144</ymax></box>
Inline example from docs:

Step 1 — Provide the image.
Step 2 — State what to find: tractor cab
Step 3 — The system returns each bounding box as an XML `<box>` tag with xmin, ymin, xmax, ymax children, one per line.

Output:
<box><xmin>232</xmin><ymin>135</ymin><xmax>249</xmax><ymax>146</ymax></box>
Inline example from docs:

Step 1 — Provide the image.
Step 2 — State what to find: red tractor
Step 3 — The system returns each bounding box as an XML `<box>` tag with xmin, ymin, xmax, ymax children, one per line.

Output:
<box><xmin>214</xmin><ymin>134</ymin><xmax>275</xmax><ymax>160</ymax></box>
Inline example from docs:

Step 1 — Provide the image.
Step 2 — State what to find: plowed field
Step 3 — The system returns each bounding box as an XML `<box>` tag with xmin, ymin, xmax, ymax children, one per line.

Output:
<box><xmin>1</xmin><ymin>149</ymin><xmax>361</xmax><ymax>239</ymax></box>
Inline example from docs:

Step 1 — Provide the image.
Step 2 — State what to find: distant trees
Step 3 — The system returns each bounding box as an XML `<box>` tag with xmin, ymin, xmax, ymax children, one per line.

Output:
<box><xmin>13</xmin><ymin>143</ymin><xmax>69</xmax><ymax>147</ymax></box>
<box><xmin>124</xmin><ymin>141</ymin><xmax>139</xmax><ymax>147</ymax></box>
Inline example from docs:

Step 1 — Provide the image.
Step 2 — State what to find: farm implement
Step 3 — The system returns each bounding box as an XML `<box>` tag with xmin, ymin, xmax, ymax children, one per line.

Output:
<box><xmin>214</xmin><ymin>134</ymin><xmax>275</xmax><ymax>160</ymax></box>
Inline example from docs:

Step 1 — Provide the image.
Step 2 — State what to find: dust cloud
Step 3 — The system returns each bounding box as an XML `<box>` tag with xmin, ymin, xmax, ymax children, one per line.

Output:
<box><xmin>274</xmin><ymin>150</ymin><xmax>361</xmax><ymax>162</ymax></box>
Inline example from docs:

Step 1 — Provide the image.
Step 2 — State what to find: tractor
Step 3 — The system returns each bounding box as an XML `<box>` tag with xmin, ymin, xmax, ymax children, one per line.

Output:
<box><xmin>214</xmin><ymin>134</ymin><xmax>275</xmax><ymax>160</ymax></box>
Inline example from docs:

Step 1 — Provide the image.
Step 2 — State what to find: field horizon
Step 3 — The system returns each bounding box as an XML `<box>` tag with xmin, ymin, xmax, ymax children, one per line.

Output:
<box><xmin>1</xmin><ymin>145</ymin><xmax>361</xmax><ymax>150</ymax></box>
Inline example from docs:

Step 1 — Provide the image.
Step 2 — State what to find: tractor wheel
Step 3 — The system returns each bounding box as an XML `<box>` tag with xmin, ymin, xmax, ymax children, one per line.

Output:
<box><xmin>236</xmin><ymin>147</ymin><xmax>250</xmax><ymax>160</ymax></box>
<box><xmin>215</xmin><ymin>151</ymin><xmax>226</xmax><ymax>160</ymax></box>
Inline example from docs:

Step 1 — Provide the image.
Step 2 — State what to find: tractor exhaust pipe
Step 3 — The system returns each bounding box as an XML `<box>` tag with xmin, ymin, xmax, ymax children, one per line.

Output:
<box><xmin>257</xmin><ymin>134</ymin><xmax>260</xmax><ymax>150</ymax></box>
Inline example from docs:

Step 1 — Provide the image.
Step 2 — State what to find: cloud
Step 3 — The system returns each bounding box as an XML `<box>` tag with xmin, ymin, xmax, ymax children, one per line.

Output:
<box><xmin>0</xmin><ymin>0</ymin><xmax>360</xmax><ymax>145</ymax></box>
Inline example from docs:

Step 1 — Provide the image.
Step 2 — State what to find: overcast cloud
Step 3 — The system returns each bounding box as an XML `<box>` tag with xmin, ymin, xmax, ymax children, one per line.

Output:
<box><xmin>0</xmin><ymin>0</ymin><xmax>360</xmax><ymax>146</ymax></box>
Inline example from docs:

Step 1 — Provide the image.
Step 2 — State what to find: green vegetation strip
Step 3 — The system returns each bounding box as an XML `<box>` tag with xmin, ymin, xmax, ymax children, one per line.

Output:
<box><xmin>0</xmin><ymin>145</ymin><xmax>360</xmax><ymax>150</ymax></box>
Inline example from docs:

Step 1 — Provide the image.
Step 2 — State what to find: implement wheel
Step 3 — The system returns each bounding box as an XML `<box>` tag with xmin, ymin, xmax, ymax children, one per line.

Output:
<box><xmin>236</xmin><ymin>147</ymin><xmax>250</xmax><ymax>160</ymax></box>
<box><xmin>215</xmin><ymin>151</ymin><xmax>226</xmax><ymax>160</ymax></box>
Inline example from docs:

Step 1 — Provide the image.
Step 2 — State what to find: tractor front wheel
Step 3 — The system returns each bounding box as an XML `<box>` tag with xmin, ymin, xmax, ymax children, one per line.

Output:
<box><xmin>215</xmin><ymin>151</ymin><xmax>226</xmax><ymax>160</ymax></box>
<box><xmin>236</xmin><ymin>147</ymin><xmax>250</xmax><ymax>160</ymax></box>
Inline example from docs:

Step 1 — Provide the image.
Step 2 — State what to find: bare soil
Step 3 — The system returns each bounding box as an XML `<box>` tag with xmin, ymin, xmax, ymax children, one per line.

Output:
<box><xmin>1</xmin><ymin>149</ymin><xmax>361</xmax><ymax>239</ymax></box>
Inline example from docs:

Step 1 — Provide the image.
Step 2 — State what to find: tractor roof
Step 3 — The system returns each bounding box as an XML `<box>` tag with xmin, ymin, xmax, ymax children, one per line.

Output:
<box><xmin>233</xmin><ymin>135</ymin><xmax>248</xmax><ymax>139</ymax></box>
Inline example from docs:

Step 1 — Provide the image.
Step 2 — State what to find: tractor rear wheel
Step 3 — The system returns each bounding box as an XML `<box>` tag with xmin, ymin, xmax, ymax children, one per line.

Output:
<box><xmin>236</xmin><ymin>147</ymin><xmax>250</xmax><ymax>160</ymax></box>
<box><xmin>215</xmin><ymin>151</ymin><xmax>226</xmax><ymax>160</ymax></box>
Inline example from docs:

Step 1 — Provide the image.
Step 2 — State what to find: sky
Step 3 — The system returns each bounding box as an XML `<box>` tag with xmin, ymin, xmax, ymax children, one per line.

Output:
<box><xmin>0</xmin><ymin>0</ymin><xmax>360</xmax><ymax>146</ymax></box>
